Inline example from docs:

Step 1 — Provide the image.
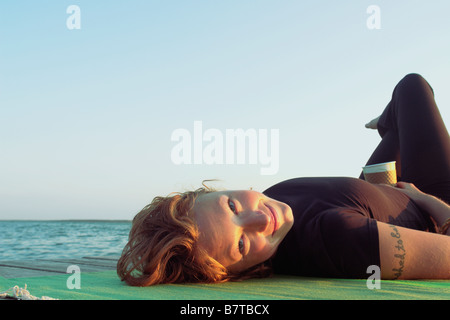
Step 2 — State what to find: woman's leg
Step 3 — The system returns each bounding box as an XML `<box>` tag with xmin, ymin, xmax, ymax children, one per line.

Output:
<box><xmin>360</xmin><ymin>73</ymin><xmax>450</xmax><ymax>203</ymax></box>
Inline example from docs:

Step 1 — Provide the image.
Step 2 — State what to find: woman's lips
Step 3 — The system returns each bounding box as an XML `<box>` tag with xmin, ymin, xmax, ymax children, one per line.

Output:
<box><xmin>265</xmin><ymin>203</ymin><xmax>279</xmax><ymax>236</ymax></box>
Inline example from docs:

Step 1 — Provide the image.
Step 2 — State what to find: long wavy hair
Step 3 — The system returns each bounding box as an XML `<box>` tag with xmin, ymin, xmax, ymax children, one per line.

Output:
<box><xmin>117</xmin><ymin>182</ymin><xmax>271</xmax><ymax>286</ymax></box>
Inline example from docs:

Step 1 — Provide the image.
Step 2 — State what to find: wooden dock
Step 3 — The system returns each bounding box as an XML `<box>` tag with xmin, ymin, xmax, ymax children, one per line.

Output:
<box><xmin>0</xmin><ymin>256</ymin><xmax>119</xmax><ymax>279</ymax></box>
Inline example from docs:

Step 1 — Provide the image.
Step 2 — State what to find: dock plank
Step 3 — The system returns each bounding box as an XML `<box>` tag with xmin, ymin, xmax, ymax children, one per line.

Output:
<box><xmin>0</xmin><ymin>256</ymin><xmax>119</xmax><ymax>279</ymax></box>
<box><xmin>0</xmin><ymin>266</ymin><xmax>63</xmax><ymax>279</ymax></box>
<box><xmin>41</xmin><ymin>258</ymin><xmax>117</xmax><ymax>268</ymax></box>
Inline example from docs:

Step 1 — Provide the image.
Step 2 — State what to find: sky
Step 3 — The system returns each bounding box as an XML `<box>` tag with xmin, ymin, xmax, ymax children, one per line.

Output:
<box><xmin>1</xmin><ymin>1</ymin><xmax>449</xmax><ymax>220</ymax></box>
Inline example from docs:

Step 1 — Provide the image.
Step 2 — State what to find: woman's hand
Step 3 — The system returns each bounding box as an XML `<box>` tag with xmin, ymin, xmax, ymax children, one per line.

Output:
<box><xmin>393</xmin><ymin>181</ymin><xmax>426</xmax><ymax>203</ymax></box>
<box><xmin>392</xmin><ymin>181</ymin><xmax>450</xmax><ymax>235</ymax></box>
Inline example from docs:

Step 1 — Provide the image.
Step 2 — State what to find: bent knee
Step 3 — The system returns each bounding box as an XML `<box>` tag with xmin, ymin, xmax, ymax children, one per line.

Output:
<box><xmin>402</xmin><ymin>73</ymin><xmax>425</xmax><ymax>81</ymax></box>
<box><xmin>397</xmin><ymin>73</ymin><xmax>434</xmax><ymax>95</ymax></box>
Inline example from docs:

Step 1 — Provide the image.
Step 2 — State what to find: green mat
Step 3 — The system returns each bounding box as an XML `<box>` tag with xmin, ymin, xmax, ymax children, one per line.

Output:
<box><xmin>1</xmin><ymin>271</ymin><xmax>449</xmax><ymax>300</ymax></box>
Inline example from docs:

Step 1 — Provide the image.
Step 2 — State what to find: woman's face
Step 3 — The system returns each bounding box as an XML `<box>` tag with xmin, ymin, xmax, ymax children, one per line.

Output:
<box><xmin>193</xmin><ymin>190</ymin><xmax>294</xmax><ymax>273</ymax></box>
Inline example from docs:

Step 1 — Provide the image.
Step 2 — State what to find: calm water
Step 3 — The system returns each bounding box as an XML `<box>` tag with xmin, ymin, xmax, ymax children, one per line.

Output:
<box><xmin>0</xmin><ymin>220</ymin><xmax>131</xmax><ymax>260</ymax></box>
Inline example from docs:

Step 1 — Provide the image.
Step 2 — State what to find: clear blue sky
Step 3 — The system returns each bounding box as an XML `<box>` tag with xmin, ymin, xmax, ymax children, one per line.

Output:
<box><xmin>1</xmin><ymin>1</ymin><xmax>449</xmax><ymax>220</ymax></box>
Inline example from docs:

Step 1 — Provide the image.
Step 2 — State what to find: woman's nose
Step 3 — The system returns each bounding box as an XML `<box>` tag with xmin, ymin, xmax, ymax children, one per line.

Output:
<box><xmin>240</xmin><ymin>210</ymin><xmax>270</xmax><ymax>232</ymax></box>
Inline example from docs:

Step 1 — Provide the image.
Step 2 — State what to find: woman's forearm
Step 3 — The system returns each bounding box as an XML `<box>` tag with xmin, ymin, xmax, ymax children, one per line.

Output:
<box><xmin>394</xmin><ymin>182</ymin><xmax>450</xmax><ymax>235</ymax></box>
<box><xmin>415</xmin><ymin>193</ymin><xmax>450</xmax><ymax>234</ymax></box>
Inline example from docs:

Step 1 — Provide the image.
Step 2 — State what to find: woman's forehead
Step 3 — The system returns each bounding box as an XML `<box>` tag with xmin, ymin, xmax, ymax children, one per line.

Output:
<box><xmin>192</xmin><ymin>190</ymin><xmax>239</xmax><ymax>267</ymax></box>
<box><xmin>195</xmin><ymin>191</ymin><xmax>225</xmax><ymax>209</ymax></box>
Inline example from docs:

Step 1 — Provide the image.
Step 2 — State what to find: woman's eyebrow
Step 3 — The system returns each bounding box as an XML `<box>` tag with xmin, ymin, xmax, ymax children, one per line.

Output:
<box><xmin>217</xmin><ymin>195</ymin><xmax>229</xmax><ymax>214</ymax></box>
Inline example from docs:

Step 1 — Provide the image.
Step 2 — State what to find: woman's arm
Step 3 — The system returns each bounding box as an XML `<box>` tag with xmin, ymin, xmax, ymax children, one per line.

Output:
<box><xmin>394</xmin><ymin>182</ymin><xmax>450</xmax><ymax>235</ymax></box>
<box><xmin>377</xmin><ymin>221</ymin><xmax>450</xmax><ymax>279</ymax></box>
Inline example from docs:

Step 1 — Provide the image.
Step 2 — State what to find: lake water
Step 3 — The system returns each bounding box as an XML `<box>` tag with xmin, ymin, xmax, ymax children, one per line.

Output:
<box><xmin>0</xmin><ymin>220</ymin><xmax>131</xmax><ymax>260</ymax></box>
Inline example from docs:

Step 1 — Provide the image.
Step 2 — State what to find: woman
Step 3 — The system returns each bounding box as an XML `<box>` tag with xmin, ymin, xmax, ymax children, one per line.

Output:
<box><xmin>117</xmin><ymin>73</ymin><xmax>450</xmax><ymax>286</ymax></box>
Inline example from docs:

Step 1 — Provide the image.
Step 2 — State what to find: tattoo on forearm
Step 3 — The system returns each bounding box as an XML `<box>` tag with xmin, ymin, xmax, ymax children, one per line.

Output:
<box><xmin>389</xmin><ymin>225</ymin><xmax>406</xmax><ymax>279</ymax></box>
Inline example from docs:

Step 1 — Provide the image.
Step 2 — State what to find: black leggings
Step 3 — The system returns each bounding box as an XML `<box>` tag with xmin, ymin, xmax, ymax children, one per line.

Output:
<box><xmin>360</xmin><ymin>73</ymin><xmax>450</xmax><ymax>204</ymax></box>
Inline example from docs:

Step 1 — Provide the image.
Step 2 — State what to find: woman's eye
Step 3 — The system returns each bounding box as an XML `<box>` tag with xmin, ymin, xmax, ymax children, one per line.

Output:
<box><xmin>228</xmin><ymin>199</ymin><xmax>237</xmax><ymax>214</ymax></box>
<box><xmin>238</xmin><ymin>236</ymin><xmax>244</xmax><ymax>254</ymax></box>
